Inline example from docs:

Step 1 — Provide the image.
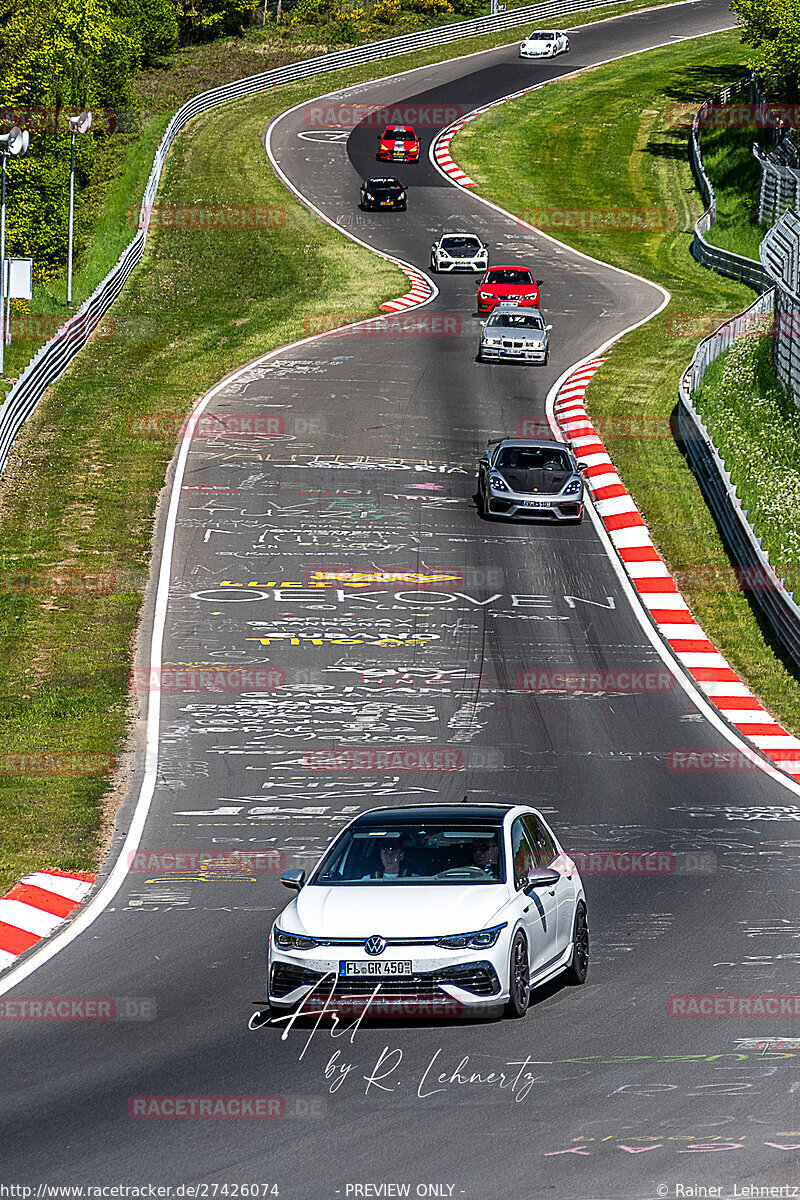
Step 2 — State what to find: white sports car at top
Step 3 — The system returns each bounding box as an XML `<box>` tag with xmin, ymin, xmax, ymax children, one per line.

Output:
<box><xmin>267</xmin><ymin>802</ymin><xmax>588</xmax><ymax>1020</ymax></box>
<box><xmin>519</xmin><ymin>30</ymin><xmax>569</xmax><ymax>57</ymax></box>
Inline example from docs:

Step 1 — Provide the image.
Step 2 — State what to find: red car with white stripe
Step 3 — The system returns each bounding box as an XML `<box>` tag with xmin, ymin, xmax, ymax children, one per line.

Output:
<box><xmin>378</xmin><ymin>125</ymin><xmax>420</xmax><ymax>162</ymax></box>
<box><xmin>477</xmin><ymin>266</ymin><xmax>540</xmax><ymax>313</ymax></box>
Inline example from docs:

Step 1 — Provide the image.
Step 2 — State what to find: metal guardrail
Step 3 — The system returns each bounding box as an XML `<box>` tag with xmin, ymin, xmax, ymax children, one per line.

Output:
<box><xmin>689</xmin><ymin>78</ymin><xmax>773</xmax><ymax>292</ymax></box>
<box><xmin>760</xmin><ymin>208</ymin><xmax>800</xmax><ymax>403</ymax></box>
<box><xmin>676</xmin><ymin>289</ymin><xmax>800</xmax><ymax>674</ymax></box>
<box><xmin>0</xmin><ymin>0</ymin><xmax>634</xmax><ymax>475</ymax></box>
<box><xmin>754</xmin><ymin>139</ymin><xmax>800</xmax><ymax>225</ymax></box>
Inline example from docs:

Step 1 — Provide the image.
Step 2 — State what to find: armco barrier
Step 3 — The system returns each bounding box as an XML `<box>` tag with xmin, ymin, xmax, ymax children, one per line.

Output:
<box><xmin>0</xmin><ymin>0</ymin><xmax>633</xmax><ymax>476</ymax></box>
<box><xmin>759</xmin><ymin>208</ymin><xmax>800</xmax><ymax>405</ymax></box>
<box><xmin>690</xmin><ymin>79</ymin><xmax>773</xmax><ymax>292</ymax></box>
<box><xmin>676</xmin><ymin>288</ymin><xmax>800</xmax><ymax>675</ymax></box>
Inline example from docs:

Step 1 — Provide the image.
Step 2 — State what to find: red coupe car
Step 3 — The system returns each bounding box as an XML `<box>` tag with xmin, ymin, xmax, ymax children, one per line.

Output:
<box><xmin>477</xmin><ymin>266</ymin><xmax>541</xmax><ymax>313</ymax></box>
<box><xmin>377</xmin><ymin>125</ymin><xmax>420</xmax><ymax>162</ymax></box>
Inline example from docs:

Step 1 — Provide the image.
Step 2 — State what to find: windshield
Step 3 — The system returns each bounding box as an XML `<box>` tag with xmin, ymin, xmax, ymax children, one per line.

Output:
<box><xmin>442</xmin><ymin>237</ymin><xmax>482</xmax><ymax>253</ymax></box>
<box><xmin>487</xmin><ymin>313</ymin><xmax>545</xmax><ymax>329</ymax></box>
<box><xmin>384</xmin><ymin>127</ymin><xmax>415</xmax><ymax>139</ymax></box>
<box><xmin>485</xmin><ymin>269</ymin><xmax>534</xmax><ymax>285</ymax></box>
<box><xmin>369</xmin><ymin>180</ymin><xmax>403</xmax><ymax>192</ymax></box>
<box><xmin>311</xmin><ymin>822</ymin><xmax>506</xmax><ymax>884</ymax></box>
<box><xmin>528</xmin><ymin>31</ymin><xmax>555</xmax><ymax>38</ymax></box>
<box><xmin>495</xmin><ymin>446</ymin><xmax>572</xmax><ymax>471</ymax></box>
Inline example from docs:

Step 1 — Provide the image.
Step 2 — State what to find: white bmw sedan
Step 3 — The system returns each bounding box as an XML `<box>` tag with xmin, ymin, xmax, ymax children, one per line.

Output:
<box><xmin>267</xmin><ymin>803</ymin><xmax>588</xmax><ymax>1020</ymax></box>
<box><xmin>519</xmin><ymin>30</ymin><xmax>569</xmax><ymax>57</ymax></box>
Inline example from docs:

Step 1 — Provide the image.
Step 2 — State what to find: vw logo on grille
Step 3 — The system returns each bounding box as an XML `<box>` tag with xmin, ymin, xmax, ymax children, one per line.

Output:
<box><xmin>364</xmin><ymin>935</ymin><xmax>387</xmax><ymax>956</ymax></box>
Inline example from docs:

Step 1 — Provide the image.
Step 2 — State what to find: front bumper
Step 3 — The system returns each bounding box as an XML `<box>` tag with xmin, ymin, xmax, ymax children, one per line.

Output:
<box><xmin>268</xmin><ymin>945</ymin><xmax>506</xmax><ymax>1016</ymax></box>
<box><xmin>480</xmin><ymin>341</ymin><xmax>547</xmax><ymax>362</ymax></box>
<box><xmin>362</xmin><ymin>199</ymin><xmax>405</xmax><ymax>210</ymax></box>
<box><xmin>477</xmin><ymin>296</ymin><xmax>540</xmax><ymax>312</ymax></box>
<box><xmin>378</xmin><ymin>153</ymin><xmax>419</xmax><ymax>162</ymax></box>
<box><xmin>519</xmin><ymin>46</ymin><xmax>555</xmax><ymax>57</ymax></box>
<box><xmin>436</xmin><ymin>259</ymin><xmax>485</xmax><ymax>272</ymax></box>
<box><xmin>485</xmin><ymin>488</ymin><xmax>583</xmax><ymax>520</ymax></box>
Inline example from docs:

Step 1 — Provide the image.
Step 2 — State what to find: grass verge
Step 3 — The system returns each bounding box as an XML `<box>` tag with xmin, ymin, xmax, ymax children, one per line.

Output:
<box><xmin>699</xmin><ymin>117</ymin><xmax>769</xmax><ymax>261</ymax></box>
<box><xmin>694</xmin><ymin>332</ymin><xmax>800</xmax><ymax>582</ymax></box>
<box><xmin>0</xmin><ymin>0</ymin><xmax>687</xmax><ymax>897</ymax></box>
<box><xmin>453</xmin><ymin>30</ymin><xmax>800</xmax><ymax>735</ymax></box>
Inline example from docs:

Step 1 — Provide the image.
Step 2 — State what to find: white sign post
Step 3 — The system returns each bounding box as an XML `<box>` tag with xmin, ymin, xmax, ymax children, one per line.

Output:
<box><xmin>3</xmin><ymin>257</ymin><xmax>33</xmax><ymax>346</ymax></box>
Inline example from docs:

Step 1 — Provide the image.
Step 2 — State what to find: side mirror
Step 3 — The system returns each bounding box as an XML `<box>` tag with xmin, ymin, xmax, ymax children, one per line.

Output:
<box><xmin>577</xmin><ymin>462</ymin><xmax>588</xmax><ymax>473</ymax></box>
<box><xmin>524</xmin><ymin>867</ymin><xmax>560</xmax><ymax>892</ymax></box>
<box><xmin>480</xmin><ymin>320</ymin><xmax>486</xmax><ymax>326</ymax></box>
<box><xmin>280</xmin><ymin>869</ymin><xmax>305</xmax><ymax>891</ymax></box>
<box><xmin>545</xmin><ymin>324</ymin><xmax>553</xmax><ymax>331</ymax></box>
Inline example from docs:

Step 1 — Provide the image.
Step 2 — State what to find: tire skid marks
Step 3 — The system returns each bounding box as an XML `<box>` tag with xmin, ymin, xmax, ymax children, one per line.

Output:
<box><xmin>554</xmin><ymin>362</ymin><xmax>800</xmax><ymax>781</ymax></box>
<box><xmin>0</xmin><ymin>870</ymin><xmax>94</xmax><ymax>969</ymax></box>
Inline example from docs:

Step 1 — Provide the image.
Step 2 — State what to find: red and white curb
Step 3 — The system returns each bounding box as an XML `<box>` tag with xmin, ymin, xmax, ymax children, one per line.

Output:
<box><xmin>0</xmin><ymin>870</ymin><xmax>94</xmax><ymax>970</ymax></box>
<box><xmin>433</xmin><ymin>120</ymin><xmax>477</xmax><ymax>188</ymax></box>
<box><xmin>554</xmin><ymin>361</ymin><xmax>800</xmax><ymax>780</ymax></box>
<box><xmin>380</xmin><ymin>264</ymin><xmax>434</xmax><ymax>312</ymax></box>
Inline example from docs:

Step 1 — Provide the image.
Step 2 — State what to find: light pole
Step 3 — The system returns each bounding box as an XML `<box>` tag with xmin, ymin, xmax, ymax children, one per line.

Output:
<box><xmin>0</xmin><ymin>126</ymin><xmax>30</xmax><ymax>378</ymax></box>
<box><xmin>66</xmin><ymin>111</ymin><xmax>91</xmax><ymax>308</ymax></box>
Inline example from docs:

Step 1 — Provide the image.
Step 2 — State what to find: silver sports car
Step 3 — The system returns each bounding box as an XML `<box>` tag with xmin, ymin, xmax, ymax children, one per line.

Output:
<box><xmin>477</xmin><ymin>437</ymin><xmax>587</xmax><ymax>522</ymax></box>
<box><xmin>478</xmin><ymin>305</ymin><xmax>552</xmax><ymax>363</ymax></box>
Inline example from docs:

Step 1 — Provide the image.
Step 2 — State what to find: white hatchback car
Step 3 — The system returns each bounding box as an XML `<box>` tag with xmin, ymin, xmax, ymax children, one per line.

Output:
<box><xmin>519</xmin><ymin>29</ymin><xmax>569</xmax><ymax>57</ymax></box>
<box><xmin>267</xmin><ymin>803</ymin><xmax>588</xmax><ymax>1020</ymax></box>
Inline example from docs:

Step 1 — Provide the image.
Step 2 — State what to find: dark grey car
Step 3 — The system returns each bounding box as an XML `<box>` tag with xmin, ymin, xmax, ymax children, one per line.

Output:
<box><xmin>477</xmin><ymin>437</ymin><xmax>587</xmax><ymax>522</ymax></box>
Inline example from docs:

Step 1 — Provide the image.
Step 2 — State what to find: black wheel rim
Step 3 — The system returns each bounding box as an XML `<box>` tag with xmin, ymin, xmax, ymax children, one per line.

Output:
<box><xmin>574</xmin><ymin>909</ymin><xmax>589</xmax><ymax>974</ymax></box>
<box><xmin>512</xmin><ymin>937</ymin><xmax>529</xmax><ymax>1007</ymax></box>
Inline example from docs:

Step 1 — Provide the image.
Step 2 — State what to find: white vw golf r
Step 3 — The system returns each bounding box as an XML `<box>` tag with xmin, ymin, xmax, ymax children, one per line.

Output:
<box><xmin>267</xmin><ymin>803</ymin><xmax>588</xmax><ymax>1019</ymax></box>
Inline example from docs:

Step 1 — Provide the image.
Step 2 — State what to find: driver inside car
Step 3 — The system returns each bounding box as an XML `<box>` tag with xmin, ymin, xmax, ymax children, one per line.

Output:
<box><xmin>362</xmin><ymin>841</ymin><xmax>414</xmax><ymax>879</ymax></box>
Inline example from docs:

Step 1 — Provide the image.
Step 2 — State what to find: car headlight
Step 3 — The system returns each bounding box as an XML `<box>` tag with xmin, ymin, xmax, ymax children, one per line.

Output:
<box><xmin>479</xmin><ymin>291</ymin><xmax>494</xmax><ymax>300</ymax></box>
<box><xmin>364</xmin><ymin>192</ymin><xmax>374</xmax><ymax>201</ymax></box>
<box><xmin>274</xmin><ymin>927</ymin><xmax>319</xmax><ymax>951</ymax></box>
<box><xmin>437</xmin><ymin>923</ymin><xmax>507</xmax><ymax>950</ymax></box>
<box><xmin>529</xmin><ymin>340</ymin><xmax>544</xmax><ymax>349</ymax></box>
<box><xmin>563</xmin><ymin>478</ymin><xmax>582</xmax><ymax>495</ymax></box>
<box><xmin>489</xmin><ymin>473</ymin><xmax>508</xmax><ymax>492</ymax></box>
<box><xmin>483</xmin><ymin>336</ymin><xmax>501</xmax><ymax>345</ymax></box>
<box><xmin>522</xmin><ymin>292</ymin><xmax>539</xmax><ymax>299</ymax></box>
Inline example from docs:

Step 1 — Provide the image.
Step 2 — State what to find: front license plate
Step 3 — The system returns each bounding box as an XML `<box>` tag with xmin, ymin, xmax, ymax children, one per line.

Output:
<box><xmin>381</xmin><ymin>201</ymin><xmax>393</xmax><ymax>206</ymax></box>
<box><xmin>522</xmin><ymin>500</ymin><xmax>549</xmax><ymax>508</ymax></box>
<box><xmin>340</xmin><ymin>960</ymin><xmax>413</xmax><ymax>977</ymax></box>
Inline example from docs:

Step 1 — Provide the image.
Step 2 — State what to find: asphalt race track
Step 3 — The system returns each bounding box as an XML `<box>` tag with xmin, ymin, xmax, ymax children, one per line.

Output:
<box><xmin>4</xmin><ymin>3</ymin><xmax>800</xmax><ymax>1196</ymax></box>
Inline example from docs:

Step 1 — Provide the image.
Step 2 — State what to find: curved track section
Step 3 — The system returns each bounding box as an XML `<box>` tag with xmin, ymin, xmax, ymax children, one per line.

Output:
<box><xmin>4</xmin><ymin>5</ymin><xmax>800</xmax><ymax>1197</ymax></box>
